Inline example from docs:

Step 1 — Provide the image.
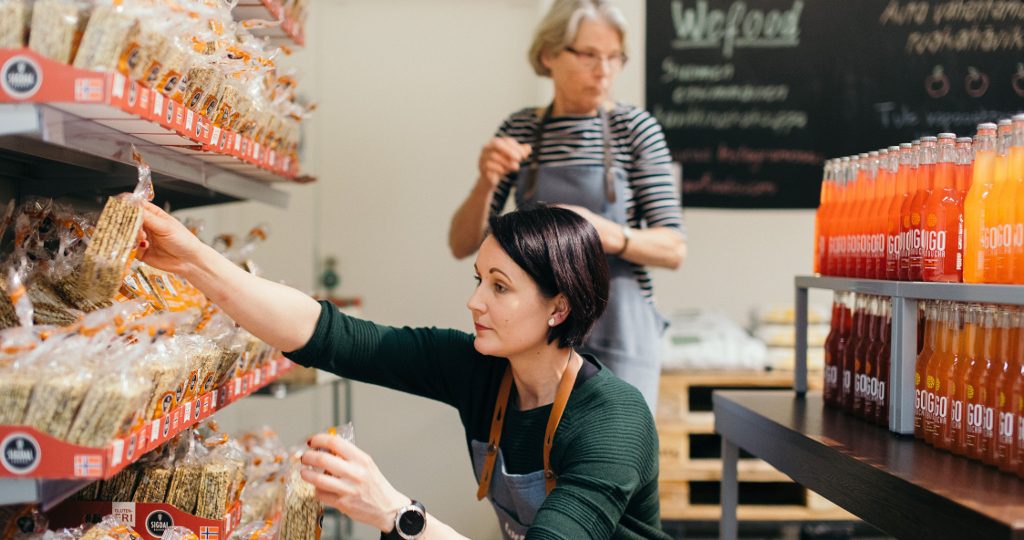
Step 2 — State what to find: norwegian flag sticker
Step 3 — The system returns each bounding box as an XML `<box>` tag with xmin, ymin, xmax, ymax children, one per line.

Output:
<box><xmin>200</xmin><ymin>526</ymin><xmax>219</xmax><ymax>540</ymax></box>
<box><xmin>73</xmin><ymin>454</ymin><xmax>102</xmax><ymax>478</ymax></box>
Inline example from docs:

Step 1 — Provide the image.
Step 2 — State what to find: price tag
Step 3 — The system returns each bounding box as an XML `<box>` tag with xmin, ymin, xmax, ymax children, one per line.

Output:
<box><xmin>183</xmin><ymin>401</ymin><xmax>192</xmax><ymax>422</ymax></box>
<box><xmin>112</xmin><ymin>74</ymin><xmax>126</xmax><ymax>98</ymax></box>
<box><xmin>234</xmin><ymin>377</ymin><xmax>242</xmax><ymax>396</ymax></box>
<box><xmin>110</xmin><ymin>439</ymin><xmax>124</xmax><ymax>467</ymax></box>
<box><xmin>153</xmin><ymin>93</ymin><xmax>163</xmax><ymax>116</ymax></box>
<box><xmin>234</xmin><ymin>135</ymin><xmax>242</xmax><ymax>152</ymax></box>
<box><xmin>150</xmin><ymin>421</ymin><xmax>160</xmax><ymax>441</ymax></box>
<box><xmin>270</xmin><ymin>361</ymin><xmax>278</xmax><ymax>377</ymax></box>
<box><xmin>254</xmin><ymin>369</ymin><xmax>261</xmax><ymax>386</ymax></box>
<box><xmin>186</xmin><ymin>110</ymin><xmax>194</xmax><ymax>131</ymax></box>
<box><xmin>211</xmin><ymin>127</ymin><xmax>221</xmax><ymax>146</ymax></box>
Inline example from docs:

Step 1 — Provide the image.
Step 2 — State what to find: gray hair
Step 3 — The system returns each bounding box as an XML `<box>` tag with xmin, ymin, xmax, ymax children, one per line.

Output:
<box><xmin>529</xmin><ymin>0</ymin><xmax>628</xmax><ymax>77</ymax></box>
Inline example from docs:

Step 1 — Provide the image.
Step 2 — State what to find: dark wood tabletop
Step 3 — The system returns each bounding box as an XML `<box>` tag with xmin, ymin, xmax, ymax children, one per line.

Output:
<box><xmin>713</xmin><ymin>390</ymin><xmax>1024</xmax><ymax>540</ymax></box>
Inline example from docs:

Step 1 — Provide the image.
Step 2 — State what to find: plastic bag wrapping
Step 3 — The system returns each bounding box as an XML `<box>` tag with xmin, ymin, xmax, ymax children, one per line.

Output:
<box><xmin>229</xmin><ymin>520</ymin><xmax>276</xmax><ymax>540</ymax></box>
<box><xmin>165</xmin><ymin>434</ymin><xmax>206</xmax><ymax>514</ymax></box>
<box><xmin>28</xmin><ymin>0</ymin><xmax>87</xmax><ymax>64</ymax></box>
<box><xmin>159</xmin><ymin>527</ymin><xmax>197</xmax><ymax>540</ymax></box>
<box><xmin>72</xmin><ymin>0</ymin><xmax>139</xmax><ymax>72</ymax></box>
<box><xmin>21</xmin><ymin>333</ymin><xmax>100</xmax><ymax>439</ymax></box>
<box><xmin>80</xmin><ymin>515</ymin><xmax>141</xmax><ymax>540</ymax></box>
<box><xmin>54</xmin><ymin>147</ymin><xmax>152</xmax><ymax>313</ymax></box>
<box><xmin>133</xmin><ymin>456</ymin><xmax>174</xmax><ymax>503</ymax></box>
<box><xmin>177</xmin><ymin>334</ymin><xmax>219</xmax><ymax>401</ymax></box>
<box><xmin>0</xmin><ymin>323</ymin><xmax>43</xmax><ymax>425</ymax></box>
<box><xmin>65</xmin><ymin>340</ymin><xmax>149</xmax><ymax>447</ymax></box>
<box><xmin>0</xmin><ymin>0</ymin><xmax>30</xmax><ymax>48</ymax></box>
<box><xmin>278</xmin><ymin>466</ymin><xmax>321</xmax><ymax>540</ymax></box>
<box><xmin>194</xmin><ymin>451</ymin><xmax>236</xmax><ymax>520</ymax></box>
<box><xmin>98</xmin><ymin>466</ymin><xmax>139</xmax><ymax>502</ymax></box>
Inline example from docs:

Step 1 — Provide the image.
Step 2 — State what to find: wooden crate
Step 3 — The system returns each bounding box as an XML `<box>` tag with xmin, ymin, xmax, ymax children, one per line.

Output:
<box><xmin>657</xmin><ymin>370</ymin><xmax>852</xmax><ymax>522</ymax></box>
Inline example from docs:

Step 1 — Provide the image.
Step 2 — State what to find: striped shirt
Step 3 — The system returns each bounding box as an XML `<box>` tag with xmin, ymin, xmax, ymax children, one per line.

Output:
<box><xmin>489</xmin><ymin>103</ymin><xmax>686</xmax><ymax>300</ymax></box>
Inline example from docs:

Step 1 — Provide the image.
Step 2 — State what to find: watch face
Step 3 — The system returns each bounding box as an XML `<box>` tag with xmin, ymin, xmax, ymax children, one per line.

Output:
<box><xmin>398</xmin><ymin>507</ymin><xmax>426</xmax><ymax>537</ymax></box>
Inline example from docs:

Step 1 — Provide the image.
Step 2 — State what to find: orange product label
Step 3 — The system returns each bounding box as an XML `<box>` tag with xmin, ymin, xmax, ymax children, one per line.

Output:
<box><xmin>154</xmin><ymin>390</ymin><xmax>176</xmax><ymax>418</ymax></box>
<box><xmin>118</xmin><ymin>41</ymin><xmax>143</xmax><ymax>76</ymax></box>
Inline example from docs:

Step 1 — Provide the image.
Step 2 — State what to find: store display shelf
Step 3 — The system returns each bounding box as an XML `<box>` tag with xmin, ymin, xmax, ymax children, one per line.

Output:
<box><xmin>796</xmin><ymin>275</ymin><xmax>1024</xmax><ymax>304</ymax></box>
<box><xmin>234</xmin><ymin>0</ymin><xmax>306</xmax><ymax>46</ymax></box>
<box><xmin>0</xmin><ymin>49</ymin><xmax>308</xmax><ymax>209</ymax></box>
<box><xmin>0</xmin><ymin>357</ymin><xmax>295</xmax><ymax>509</ymax></box>
<box><xmin>714</xmin><ymin>391</ymin><xmax>1024</xmax><ymax>540</ymax></box>
<box><xmin>49</xmin><ymin>500</ymin><xmax>242</xmax><ymax>540</ymax></box>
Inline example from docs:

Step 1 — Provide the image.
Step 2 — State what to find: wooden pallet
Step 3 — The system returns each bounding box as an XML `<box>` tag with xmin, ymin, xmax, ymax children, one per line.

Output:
<box><xmin>657</xmin><ymin>370</ymin><xmax>853</xmax><ymax>522</ymax></box>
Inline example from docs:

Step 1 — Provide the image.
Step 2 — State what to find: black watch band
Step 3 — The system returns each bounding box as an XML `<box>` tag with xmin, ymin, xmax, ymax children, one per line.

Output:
<box><xmin>381</xmin><ymin>500</ymin><xmax>426</xmax><ymax>540</ymax></box>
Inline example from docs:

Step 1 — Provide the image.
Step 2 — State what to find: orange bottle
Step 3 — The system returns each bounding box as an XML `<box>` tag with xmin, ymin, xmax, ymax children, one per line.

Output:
<box><xmin>886</xmin><ymin>145</ymin><xmax>910</xmax><ymax>280</ymax></box>
<box><xmin>925</xmin><ymin>302</ymin><xmax>953</xmax><ymax>446</ymax></box>
<box><xmin>995</xmin><ymin>307</ymin><xmax>1020</xmax><ymax>471</ymax></box>
<box><xmin>983</xmin><ymin>306</ymin><xmax>1011</xmax><ymax>466</ymax></box>
<box><xmin>814</xmin><ymin>160</ymin><xmax>831</xmax><ymax>274</ymax></box>
<box><xmin>899</xmin><ymin>142</ymin><xmax>922</xmax><ymax>281</ymax></box>
<box><xmin>851</xmin><ymin>154</ymin><xmax>871</xmax><ymax>278</ymax></box>
<box><xmin>955</xmin><ymin>137</ymin><xmax>974</xmax><ymax>199</ymax></box>
<box><xmin>943</xmin><ymin>303</ymin><xmax>977</xmax><ymax>455</ymax></box>
<box><xmin>965</xmin><ymin>305</ymin><xmax>998</xmax><ymax>462</ymax></box>
<box><xmin>964</xmin><ymin>123</ymin><xmax>998</xmax><ymax>283</ymax></box>
<box><xmin>909</xmin><ymin>137</ymin><xmax>938</xmax><ymax>281</ymax></box>
<box><xmin>1009</xmin><ymin>115</ymin><xmax>1024</xmax><ymax>283</ymax></box>
<box><xmin>872</xmin><ymin>150</ymin><xmax>895</xmax><ymax>279</ymax></box>
<box><xmin>830</xmin><ymin>157</ymin><xmax>852</xmax><ymax>276</ymax></box>
<box><xmin>915</xmin><ymin>301</ymin><xmax>939</xmax><ymax>439</ymax></box>
<box><xmin>989</xmin><ymin>120</ymin><xmax>1015</xmax><ymax>283</ymax></box>
<box><xmin>922</xmin><ymin>134</ymin><xmax>964</xmax><ymax>282</ymax></box>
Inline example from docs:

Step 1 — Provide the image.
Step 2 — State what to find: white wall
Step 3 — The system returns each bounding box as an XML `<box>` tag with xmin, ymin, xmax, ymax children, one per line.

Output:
<box><xmin>183</xmin><ymin>1</ymin><xmax>819</xmax><ymax>538</ymax></box>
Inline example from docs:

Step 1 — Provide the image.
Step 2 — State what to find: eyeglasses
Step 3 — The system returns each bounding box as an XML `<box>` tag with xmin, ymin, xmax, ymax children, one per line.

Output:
<box><xmin>563</xmin><ymin>46</ymin><xmax>627</xmax><ymax>71</ymax></box>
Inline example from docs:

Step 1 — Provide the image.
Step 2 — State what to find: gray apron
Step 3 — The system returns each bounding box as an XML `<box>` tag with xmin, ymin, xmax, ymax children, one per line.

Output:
<box><xmin>514</xmin><ymin>105</ymin><xmax>668</xmax><ymax>411</ymax></box>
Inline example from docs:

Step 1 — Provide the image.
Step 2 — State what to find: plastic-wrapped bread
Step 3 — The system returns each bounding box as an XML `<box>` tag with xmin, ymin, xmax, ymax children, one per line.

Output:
<box><xmin>98</xmin><ymin>466</ymin><xmax>139</xmax><ymax>502</ymax></box>
<box><xmin>65</xmin><ymin>343</ymin><xmax>149</xmax><ymax>447</ymax></box>
<box><xmin>0</xmin><ymin>0</ymin><xmax>29</xmax><ymax>48</ymax></box>
<box><xmin>80</xmin><ymin>514</ymin><xmax>141</xmax><ymax>540</ymax></box>
<box><xmin>165</xmin><ymin>437</ymin><xmax>205</xmax><ymax>513</ymax></box>
<box><xmin>278</xmin><ymin>467</ymin><xmax>321</xmax><ymax>540</ymax></box>
<box><xmin>159</xmin><ymin>527</ymin><xmax>198</xmax><ymax>540</ymax></box>
<box><xmin>21</xmin><ymin>335</ymin><xmax>96</xmax><ymax>440</ymax></box>
<box><xmin>194</xmin><ymin>457</ymin><xmax>234</xmax><ymax>519</ymax></box>
<box><xmin>72</xmin><ymin>3</ymin><xmax>139</xmax><ymax>72</ymax></box>
<box><xmin>28</xmin><ymin>0</ymin><xmax>86</xmax><ymax>64</ymax></box>
<box><xmin>133</xmin><ymin>460</ymin><xmax>173</xmax><ymax>503</ymax></box>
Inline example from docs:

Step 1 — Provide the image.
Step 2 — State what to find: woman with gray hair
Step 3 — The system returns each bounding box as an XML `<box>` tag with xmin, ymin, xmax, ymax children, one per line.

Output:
<box><xmin>449</xmin><ymin>0</ymin><xmax>686</xmax><ymax>413</ymax></box>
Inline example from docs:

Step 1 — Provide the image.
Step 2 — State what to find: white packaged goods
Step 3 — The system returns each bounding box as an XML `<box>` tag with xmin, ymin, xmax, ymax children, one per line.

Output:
<box><xmin>663</xmin><ymin>309</ymin><xmax>767</xmax><ymax>371</ymax></box>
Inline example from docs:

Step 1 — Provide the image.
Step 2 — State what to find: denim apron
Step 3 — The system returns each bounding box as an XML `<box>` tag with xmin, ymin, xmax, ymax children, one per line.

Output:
<box><xmin>513</xmin><ymin>105</ymin><xmax>667</xmax><ymax>411</ymax></box>
<box><xmin>472</xmin><ymin>358</ymin><xmax>579</xmax><ymax>540</ymax></box>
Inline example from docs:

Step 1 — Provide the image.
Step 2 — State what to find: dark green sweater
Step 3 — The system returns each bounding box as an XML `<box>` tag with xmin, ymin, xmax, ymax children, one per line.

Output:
<box><xmin>285</xmin><ymin>301</ymin><xmax>669</xmax><ymax>540</ymax></box>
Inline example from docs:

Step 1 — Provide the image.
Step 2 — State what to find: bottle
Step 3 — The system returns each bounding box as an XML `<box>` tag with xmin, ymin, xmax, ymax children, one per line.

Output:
<box><xmin>925</xmin><ymin>302</ymin><xmax>952</xmax><ymax>445</ymax></box>
<box><xmin>922</xmin><ymin>134</ymin><xmax>964</xmax><ymax>282</ymax></box>
<box><xmin>964</xmin><ymin>123</ymin><xmax>998</xmax><ymax>283</ymax></box>
<box><xmin>899</xmin><ymin>141</ymin><xmax>922</xmax><ymax>281</ymax></box>
<box><xmin>854</xmin><ymin>296</ymin><xmax>879</xmax><ymax>417</ymax></box>
<box><xmin>815</xmin><ymin>161</ymin><xmax>831</xmax><ymax>274</ymax></box>
<box><xmin>915</xmin><ymin>301</ymin><xmax>939</xmax><ymax>439</ymax></box>
<box><xmin>988</xmin><ymin>120</ymin><xmax>1015</xmax><ymax>283</ymax></box>
<box><xmin>872</xmin><ymin>298</ymin><xmax>892</xmax><ymax>427</ymax></box>
<box><xmin>1010</xmin><ymin>115</ymin><xmax>1024</xmax><ymax>283</ymax></box>
<box><xmin>851</xmin><ymin>154</ymin><xmax>871</xmax><ymax>278</ymax></box>
<box><xmin>909</xmin><ymin>137</ymin><xmax>938</xmax><ymax>281</ymax></box>
<box><xmin>955</xmin><ymin>137</ymin><xmax>974</xmax><ymax>199</ymax></box>
<box><xmin>964</xmin><ymin>305</ymin><xmax>997</xmax><ymax>462</ymax></box>
<box><xmin>886</xmin><ymin>144</ymin><xmax>911</xmax><ymax>280</ymax></box>
<box><xmin>995</xmin><ymin>307</ymin><xmax>1020</xmax><ymax>471</ymax></box>
<box><xmin>983</xmin><ymin>307</ymin><xmax>1011</xmax><ymax>466</ymax></box>
<box><xmin>830</xmin><ymin>157</ymin><xmax>852</xmax><ymax>276</ymax></box>
<box><xmin>823</xmin><ymin>291</ymin><xmax>845</xmax><ymax>405</ymax></box>
<box><xmin>941</xmin><ymin>303</ymin><xmax>975</xmax><ymax>455</ymax></box>
<box><xmin>873</xmin><ymin>150</ymin><xmax>895</xmax><ymax>279</ymax></box>
<box><xmin>842</xmin><ymin>294</ymin><xmax>866</xmax><ymax>413</ymax></box>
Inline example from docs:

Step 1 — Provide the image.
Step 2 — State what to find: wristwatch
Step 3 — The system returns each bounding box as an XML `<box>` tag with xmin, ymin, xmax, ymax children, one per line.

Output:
<box><xmin>616</xmin><ymin>224</ymin><xmax>633</xmax><ymax>256</ymax></box>
<box><xmin>381</xmin><ymin>500</ymin><xmax>427</xmax><ymax>540</ymax></box>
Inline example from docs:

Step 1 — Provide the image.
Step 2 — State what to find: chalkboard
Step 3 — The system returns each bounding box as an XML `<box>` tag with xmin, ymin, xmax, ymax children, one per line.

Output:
<box><xmin>646</xmin><ymin>0</ymin><xmax>1024</xmax><ymax>208</ymax></box>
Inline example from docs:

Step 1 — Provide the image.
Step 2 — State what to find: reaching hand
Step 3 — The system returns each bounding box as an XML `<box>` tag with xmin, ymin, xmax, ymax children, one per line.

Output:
<box><xmin>300</xmin><ymin>433</ymin><xmax>411</xmax><ymax>533</ymax></box>
<box><xmin>135</xmin><ymin>202</ymin><xmax>208</xmax><ymax>276</ymax></box>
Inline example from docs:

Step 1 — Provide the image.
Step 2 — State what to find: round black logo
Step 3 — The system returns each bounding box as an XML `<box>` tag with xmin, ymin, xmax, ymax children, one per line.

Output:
<box><xmin>145</xmin><ymin>510</ymin><xmax>174</xmax><ymax>537</ymax></box>
<box><xmin>162</xmin><ymin>75</ymin><xmax>179</xmax><ymax>94</ymax></box>
<box><xmin>1</xmin><ymin>57</ymin><xmax>42</xmax><ymax>99</ymax></box>
<box><xmin>16</xmin><ymin>515</ymin><xmax>34</xmax><ymax>533</ymax></box>
<box><xmin>128</xmin><ymin>82</ymin><xmax>137</xmax><ymax>106</ymax></box>
<box><xmin>194</xmin><ymin>399</ymin><xmax>201</xmax><ymax>420</ymax></box>
<box><xmin>162</xmin><ymin>417</ymin><xmax>170</xmax><ymax>437</ymax></box>
<box><xmin>1</xmin><ymin>433</ymin><xmax>41</xmax><ymax>474</ymax></box>
<box><xmin>127</xmin><ymin>434</ymin><xmax>137</xmax><ymax>459</ymax></box>
<box><xmin>166</xmin><ymin>101</ymin><xmax>174</xmax><ymax>123</ymax></box>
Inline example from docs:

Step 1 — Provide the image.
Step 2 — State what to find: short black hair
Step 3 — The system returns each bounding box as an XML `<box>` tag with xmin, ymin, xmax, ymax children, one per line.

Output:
<box><xmin>487</xmin><ymin>204</ymin><xmax>609</xmax><ymax>348</ymax></box>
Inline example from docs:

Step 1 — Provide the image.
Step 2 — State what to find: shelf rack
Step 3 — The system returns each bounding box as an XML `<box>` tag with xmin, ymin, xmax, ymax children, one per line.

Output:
<box><xmin>794</xmin><ymin>275</ymin><xmax>1024</xmax><ymax>435</ymax></box>
<box><xmin>0</xmin><ymin>358</ymin><xmax>296</xmax><ymax>510</ymax></box>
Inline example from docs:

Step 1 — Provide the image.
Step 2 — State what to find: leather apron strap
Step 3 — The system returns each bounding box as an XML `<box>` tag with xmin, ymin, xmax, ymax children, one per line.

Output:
<box><xmin>476</xmin><ymin>354</ymin><xmax>580</xmax><ymax>500</ymax></box>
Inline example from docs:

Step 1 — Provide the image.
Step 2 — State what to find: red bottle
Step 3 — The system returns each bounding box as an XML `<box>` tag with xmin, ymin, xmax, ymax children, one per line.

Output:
<box><xmin>885</xmin><ymin>145</ymin><xmax>907</xmax><ymax>280</ymax></box>
<box><xmin>964</xmin><ymin>306</ymin><xmax>997</xmax><ymax>462</ymax></box>
<box><xmin>854</xmin><ymin>296</ymin><xmax>879</xmax><ymax>417</ymax></box>
<box><xmin>922</xmin><ymin>134</ymin><xmax>965</xmax><ymax>282</ymax></box>
<box><xmin>842</xmin><ymin>294</ymin><xmax>866</xmax><ymax>413</ymax></box>
<box><xmin>873</xmin><ymin>298</ymin><xmax>893</xmax><ymax>427</ymax></box>
<box><xmin>823</xmin><ymin>291</ymin><xmax>849</xmax><ymax>406</ymax></box>
<box><xmin>909</xmin><ymin>137</ymin><xmax>938</xmax><ymax>281</ymax></box>
<box><xmin>899</xmin><ymin>141</ymin><xmax>922</xmax><ymax>280</ymax></box>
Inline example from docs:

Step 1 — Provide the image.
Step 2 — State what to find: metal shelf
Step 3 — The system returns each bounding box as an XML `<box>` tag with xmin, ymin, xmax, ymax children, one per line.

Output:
<box><xmin>795</xmin><ymin>274</ymin><xmax>1024</xmax><ymax>436</ymax></box>
<box><xmin>0</xmin><ymin>479</ymin><xmax>92</xmax><ymax>511</ymax></box>
<box><xmin>0</xmin><ymin>103</ymin><xmax>290</xmax><ymax>209</ymax></box>
<box><xmin>796</xmin><ymin>275</ymin><xmax>1024</xmax><ymax>305</ymax></box>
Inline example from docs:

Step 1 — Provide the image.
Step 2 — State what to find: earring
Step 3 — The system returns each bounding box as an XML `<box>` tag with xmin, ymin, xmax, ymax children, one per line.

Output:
<box><xmin>548</xmin><ymin>317</ymin><xmax>556</xmax><ymax>327</ymax></box>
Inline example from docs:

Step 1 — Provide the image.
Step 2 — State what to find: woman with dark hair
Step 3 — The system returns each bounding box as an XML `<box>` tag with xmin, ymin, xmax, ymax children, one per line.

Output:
<box><xmin>137</xmin><ymin>203</ymin><xmax>668</xmax><ymax>539</ymax></box>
